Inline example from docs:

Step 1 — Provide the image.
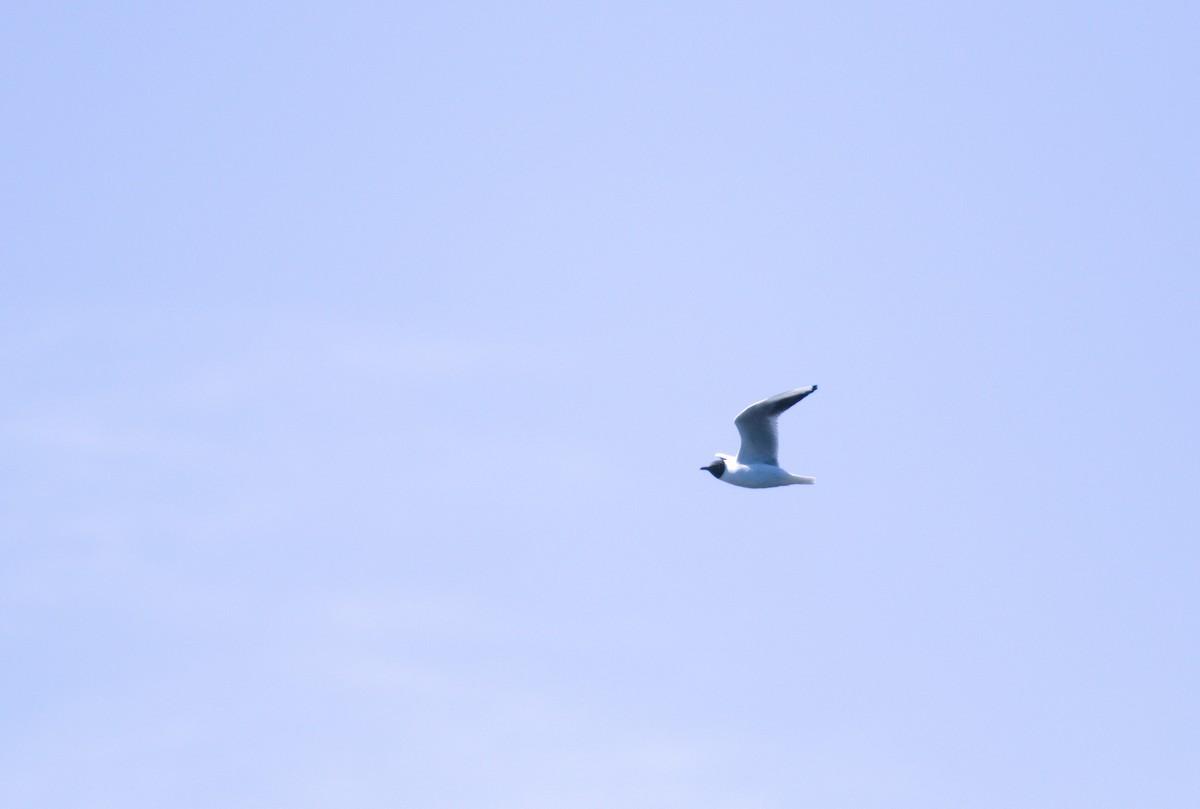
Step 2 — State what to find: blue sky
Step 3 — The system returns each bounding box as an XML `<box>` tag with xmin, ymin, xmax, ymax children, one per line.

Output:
<box><xmin>3</xmin><ymin>2</ymin><xmax>1199</xmax><ymax>807</ymax></box>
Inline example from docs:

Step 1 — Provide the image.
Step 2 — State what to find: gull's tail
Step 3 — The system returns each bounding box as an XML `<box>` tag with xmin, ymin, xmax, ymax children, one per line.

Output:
<box><xmin>789</xmin><ymin>475</ymin><xmax>816</xmax><ymax>485</ymax></box>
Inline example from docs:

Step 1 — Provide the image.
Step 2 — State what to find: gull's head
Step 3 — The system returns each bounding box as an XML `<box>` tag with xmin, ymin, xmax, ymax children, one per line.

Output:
<box><xmin>700</xmin><ymin>458</ymin><xmax>727</xmax><ymax>479</ymax></box>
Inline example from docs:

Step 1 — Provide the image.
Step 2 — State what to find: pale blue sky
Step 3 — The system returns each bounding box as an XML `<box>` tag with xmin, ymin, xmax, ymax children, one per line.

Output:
<box><xmin>3</xmin><ymin>3</ymin><xmax>1199</xmax><ymax>807</ymax></box>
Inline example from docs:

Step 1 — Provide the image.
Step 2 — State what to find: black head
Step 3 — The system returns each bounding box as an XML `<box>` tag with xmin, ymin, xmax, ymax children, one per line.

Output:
<box><xmin>700</xmin><ymin>459</ymin><xmax>727</xmax><ymax>479</ymax></box>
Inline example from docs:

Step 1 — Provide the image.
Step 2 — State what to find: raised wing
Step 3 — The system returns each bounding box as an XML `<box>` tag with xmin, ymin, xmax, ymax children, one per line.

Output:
<box><xmin>733</xmin><ymin>385</ymin><xmax>817</xmax><ymax>465</ymax></box>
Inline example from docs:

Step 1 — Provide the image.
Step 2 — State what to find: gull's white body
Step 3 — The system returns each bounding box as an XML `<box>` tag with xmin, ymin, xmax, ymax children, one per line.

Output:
<box><xmin>703</xmin><ymin>386</ymin><xmax>818</xmax><ymax>489</ymax></box>
<box><xmin>714</xmin><ymin>454</ymin><xmax>816</xmax><ymax>488</ymax></box>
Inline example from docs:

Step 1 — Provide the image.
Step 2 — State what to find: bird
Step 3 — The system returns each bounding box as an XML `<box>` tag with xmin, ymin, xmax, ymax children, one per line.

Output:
<box><xmin>701</xmin><ymin>385</ymin><xmax>818</xmax><ymax>488</ymax></box>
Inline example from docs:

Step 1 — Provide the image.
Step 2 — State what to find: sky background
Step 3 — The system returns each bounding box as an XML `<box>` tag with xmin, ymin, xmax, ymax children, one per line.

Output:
<box><xmin>3</xmin><ymin>2</ymin><xmax>1199</xmax><ymax>807</ymax></box>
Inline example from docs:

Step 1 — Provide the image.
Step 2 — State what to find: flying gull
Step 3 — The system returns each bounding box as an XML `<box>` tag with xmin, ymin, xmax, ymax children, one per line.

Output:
<box><xmin>701</xmin><ymin>385</ymin><xmax>818</xmax><ymax>488</ymax></box>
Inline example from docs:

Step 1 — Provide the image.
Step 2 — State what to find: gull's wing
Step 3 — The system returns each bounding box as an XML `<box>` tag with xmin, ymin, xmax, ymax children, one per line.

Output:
<box><xmin>733</xmin><ymin>385</ymin><xmax>817</xmax><ymax>465</ymax></box>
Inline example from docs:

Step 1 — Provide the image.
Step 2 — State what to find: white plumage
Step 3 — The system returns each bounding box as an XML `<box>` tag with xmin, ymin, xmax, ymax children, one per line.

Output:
<box><xmin>701</xmin><ymin>385</ymin><xmax>818</xmax><ymax>489</ymax></box>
